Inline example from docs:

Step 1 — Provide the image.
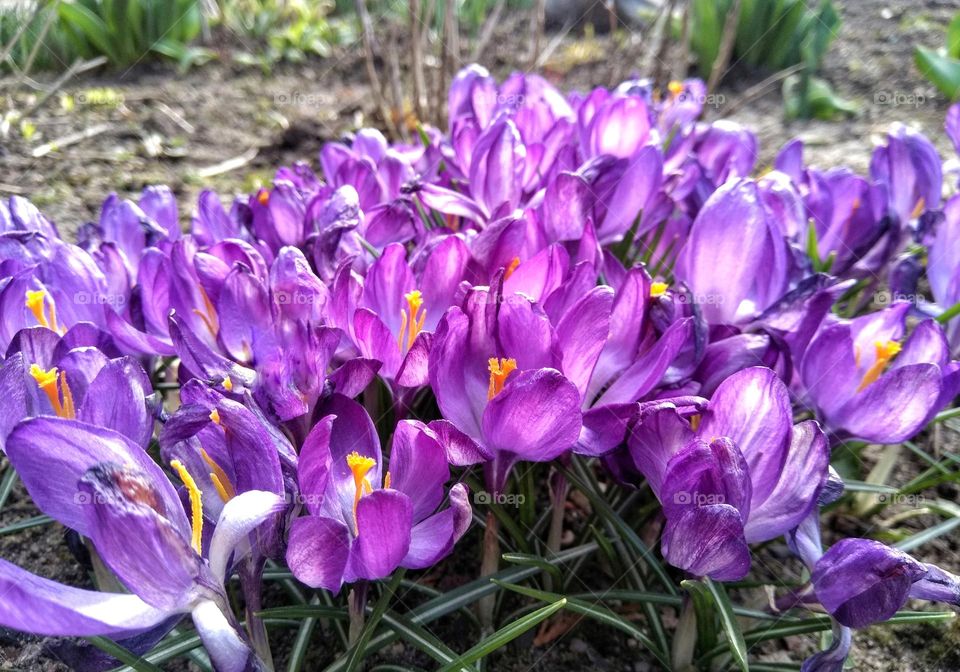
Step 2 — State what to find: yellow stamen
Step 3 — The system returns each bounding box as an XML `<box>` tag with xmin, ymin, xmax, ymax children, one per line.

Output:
<box><xmin>257</xmin><ymin>190</ymin><xmax>270</xmax><ymax>206</ymax></box>
<box><xmin>504</xmin><ymin>257</ymin><xmax>521</xmax><ymax>281</ymax></box>
<box><xmin>170</xmin><ymin>460</ymin><xmax>203</xmax><ymax>553</ymax></box>
<box><xmin>384</xmin><ymin>471</ymin><xmax>391</xmax><ymax>490</ymax></box>
<box><xmin>29</xmin><ymin>364</ymin><xmax>75</xmax><ymax>418</ymax></box>
<box><xmin>397</xmin><ymin>290</ymin><xmax>427</xmax><ymax>352</ymax></box>
<box><xmin>911</xmin><ymin>197</ymin><xmax>926</xmax><ymax>220</ymax></box>
<box><xmin>209</xmin><ymin>408</ymin><xmax>221</xmax><ymax>425</ymax></box>
<box><xmin>24</xmin><ymin>289</ymin><xmax>60</xmax><ymax>332</ymax></box>
<box><xmin>650</xmin><ymin>282</ymin><xmax>668</xmax><ymax>298</ymax></box>
<box><xmin>667</xmin><ymin>80</ymin><xmax>684</xmax><ymax>96</ymax></box>
<box><xmin>857</xmin><ymin>340</ymin><xmax>902</xmax><ymax>392</ymax></box>
<box><xmin>689</xmin><ymin>414</ymin><xmax>701</xmax><ymax>431</ymax></box>
<box><xmin>191</xmin><ymin>284</ymin><xmax>219</xmax><ymax>339</ymax></box>
<box><xmin>58</xmin><ymin>370</ymin><xmax>75</xmax><ymax>419</ymax></box>
<box><xmin>346</xmin><ymin>451</ymin><xmax>376</xmax><ymax>531</ymax></box>
<box><xmin>222</xmin><ymin>377</ymin><xmax>233</xmax><ymax>392</ymax></box>
<box><xmin>487</xmin><ymin>357</ymin><xmax>518</xmax><ymax>400</ymax></box>
<box><xmin>200</xmin><ymin>448</ymin><xmax>236</xmax><ymax>502</ymax></box>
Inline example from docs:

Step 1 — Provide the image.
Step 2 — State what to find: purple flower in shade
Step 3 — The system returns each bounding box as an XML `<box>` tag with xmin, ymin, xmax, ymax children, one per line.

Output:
<box><xmin>800</xmin><ymin>302</ymin><xmax>960</xmax><ymax>444</ymax></box>
<box><xmin>625</xmin><ymin>367</ymin><xmax>830</xmax><ymax>580</ymax></box>
<box><xmin>0</xmin><ymin>326</ymin><xmax>149</xmax><ymax>450</ymax></box>
<box><xmin>0</xmin><ymin>416</ymin><xmax>284</xmax><ymax>672</ymax></box>
<box><xmin>333</xmin><ymin>238</ymin><xmax>469</xmax><ymax>394</ymax></box>
<box><xmin>811</xmin><ymin>538</ymin><xmax>960</xmax><ymax>630</ymax></box>
<box><xmin>869</xmin><ymin>123</ymin><xmax>942</xmax><ymax>226</ymax></box>
<box><xmin>675</xmin><ymin>178</ymin><xmax>796</xmax><ymax>327</ymax></box>
<box><xmin>774</xmin><ymin>140</ymin><xmax>894</xmax><ymax>278</ymax></box>
<box><xmin>428</xmin><ymin>281</ymin><xmax>584</xmax><ymax>493</ymax></box>
<box><xmin>284</xmin><ymin>394</ymin><xmax>471</xmax><ymax>592</ymax></box>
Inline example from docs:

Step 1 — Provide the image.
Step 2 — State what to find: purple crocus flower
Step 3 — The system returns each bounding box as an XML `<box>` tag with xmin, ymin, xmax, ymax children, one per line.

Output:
<box><xmin>1</xmin><ymin>416</ymin><xmax>284</xmax><ymax>672</ymax></box>
<box><xmin>800</xmin><ymin>302</ymin><xmax>960</xmax><ymax>443</ymax></box>
<box><xmin>869</xmin><ymin>123</ymin><xmax>942</xmax><ymax>226</ymax></box>
<box><xmin>675</xmin><ymin>178</ymin><xmax>796</xmax><ymax>326</ymax></box>
<box><xmin>0</xmin><ymin>326</ymin><xmax>148</xmax><ymax>449</ymax></box>
<box><xmin>625</xmin><ymin>367</ymin><xmax>830</xmax><ymax>580</ymax></box>
<box><xmin>285</xmin><ymin>394</ymin><xmax>470</xmax><ymax>592</ymax></box>
<box><xmin>428</xmin><ymin>281</ymin><xmax>583</xmax><ymax>494</ymax></box>
<box><xmin>334</xmin><ymin>238</ymin><xmax>469</xmax><ymax>394</ymax></box>
<box><xmin>811</xmin><ymin>538</ymin><xmax>960</xmax><ymax>629</ymax></box>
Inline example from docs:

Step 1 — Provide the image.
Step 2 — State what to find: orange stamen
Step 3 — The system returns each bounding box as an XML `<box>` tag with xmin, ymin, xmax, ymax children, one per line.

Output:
<box><xmin>170</xmin><ymin>460</ymin><xmax>203</xmax><ymax>553</ymax></box>
<box><xmin>346</xmin><ymin>451</ymin><xmax>376</xmax><ymax>532</ymax></box>
<box><xmin>29</xmin><ymin>364</ymin><xmax>75</xmax><ymax>418</ymax></box>
<box><xmin>397</xmin><ymin>290</ymin><xmax>427</xmax><ymax>352</ymax></box>
<box><xmin>200</xmin><ymin>448</ymin><xmax>236</xmax><ymax>502</ymax></box>
<box><xmin>487</xmin><ymin>357</ymin><xmax>518</xmax><ymax>400</ymax></box>
<box><xmin>857</xmin><ymin>340</ymin><xmax>902</xmax><ymax>392</ymax></box>
<box><xmin>504</xmin><ymin>257</ymin><xmax>521</xmax><ymax>281</ymax></box>
<box><xmin>650</xmin><ymin>282</ymin><xmax>668</xmax><ymax>298</ymax></box>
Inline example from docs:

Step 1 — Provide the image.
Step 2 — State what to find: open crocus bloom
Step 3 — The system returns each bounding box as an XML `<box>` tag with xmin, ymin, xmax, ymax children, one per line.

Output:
<box><xmin>1</xmin><ymin>416</ymin><xmax>284</xmax><ymax>672</ymax></box>
<box><xmin>626</xmin><ymin>367</ymin><xmax>830</xmax><ymax>580</ymax></box>
<box><xmin>800</xmin><ymin>302</ymin><xmax>960</xmax><ymax>443</ymax></box>
<box><xmin>285</xmin><ymin>394</ymin><xmax>470</xmax><ymax>593</ymax></box>
<box><xmin>0</xmin><ymin>326</ymin><xmax>153</xmax><ymax>450</ymax></box>
<box><xmin>338</xmin><ymin>238</ymin><xmax>469</xmax><ymax>389</ymax></box>
<box><xmin>428</xmin><ymin>282</ymin><xmax>583</xmax><ymax>493</ymax></box>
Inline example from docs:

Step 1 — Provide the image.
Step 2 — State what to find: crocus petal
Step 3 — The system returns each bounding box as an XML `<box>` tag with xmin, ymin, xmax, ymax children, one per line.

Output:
<box><xmin>698</xmin><ymin>367</ymin><xmax>793</xmax><ymax>504</ymax></box>
<box><xmin>403</xmin><ymin>483</ymin><xmax>471</xmax><ymax>569</ymax></box>
<box><xmin>78</xmin><ymin>464</ymin><xmax>201</xmax><ymax>611</ymax></box>
<box><xmin>812</xmin><ymin>538</ymin><xmax>927</xmax><ymax>628</ymax></box>
<box><xmin>744</xmin><ymin>420</ymin><xmax>829</xmax><ymax>543</ymax></box>
<box><xmin>5</xmin><ymin>417</ymin><xmax>187</xmax><ymax>538</ymax></box>
<box><xmin>191</xmin><ymin>599</ymin><xmax>258</xmax><ymax>672</ymax></box>
<box><xmin>481</xmin><ymin>369</ymin><xmax>582</xmax><ymax>462</ymax></box>
<box><xmin>209</xmin><ymin>490</ymin><xmax>287</xmax><ymax>582</ymax></box>
<box><xmin>0</xmin><ymin>558</ymin><xmax>170</xmax><ymax>636</ymax></box>
<box><xmin>626</xmin><ymin>404</ymin><xmax>696</xmax><ymax>498</ymax></box>
<box><xmin>388</xmin><ymin>420</ymin><xmax>450</xmax><ymax>521</ymax></box>
<box><xmin>77</xmin><ymin>357</ymin><xmax>153</xmax><ymax>448</ymax></box>
<box><xmin>348</xmin><ymin>489</ymin><xmax>413</xmax><ymax>581</ymax></box>
<box><xmin>428</xmin><ymin>419</ymin><xmax>493</xmax><ymax>466</ymax></box>
<box><xmin>661</xmin><ymin>505</ymin><xmax>750</xmax><ymax>581</ymax></box>
<box><xmin>555</xmin><ymin>286</ymin><xmax>613</xmax><ymax>400</ymax></box>
<box><xmin>286</xmin><ymin>515</ymin><xmax>352</xmax><ymax>592</ymax></box>
<box><xmin>834</xmin><ymin>363</ymin><xmax>942</xmax><ymax>443</ymax></box>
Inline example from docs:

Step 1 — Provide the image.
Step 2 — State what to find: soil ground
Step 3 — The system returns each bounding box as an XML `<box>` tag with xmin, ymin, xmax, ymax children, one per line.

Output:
<box><xmin>1</xmin><ymin>0</ymin><xmax>960</xmax><ymax>669</ymax></box>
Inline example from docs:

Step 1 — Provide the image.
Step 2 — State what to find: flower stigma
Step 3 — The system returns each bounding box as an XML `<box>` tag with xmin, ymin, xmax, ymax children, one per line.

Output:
<box><xmin>487</xmin><ymin>357</ymin><xmax>518</xmax><ymax>400</ymax></box>
<box><xmin>170</xmin><ymin>459</ymin><xmax>204</xmax><ymax>553</ymax></box>
<box><xmin>29</xmin><ymin>364</ymin><xmax>75</xmax><ymax>419</ymax></box>
<box><xmin>857</xmin><ymin>340</ymin><xmax>902</xmax><ymax>392</ymax></box>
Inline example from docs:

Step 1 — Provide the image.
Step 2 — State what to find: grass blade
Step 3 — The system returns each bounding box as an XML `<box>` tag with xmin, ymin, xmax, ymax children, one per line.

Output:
<box><xmin>437</xmin><ymin>599</ymin><xmax>567</xmax><ymax>671</ymax></box>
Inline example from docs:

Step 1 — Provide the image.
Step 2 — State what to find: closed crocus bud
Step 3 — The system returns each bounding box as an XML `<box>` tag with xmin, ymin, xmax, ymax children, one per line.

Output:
<box><xmin>870</xmin><ymin>123</ymin><xmax>942</xmax><ymax>225</ymax></box>
<box><xmin>812</xmin><ymin>538</ymin><xmax>960</xmax><ymax>629</ymax></box>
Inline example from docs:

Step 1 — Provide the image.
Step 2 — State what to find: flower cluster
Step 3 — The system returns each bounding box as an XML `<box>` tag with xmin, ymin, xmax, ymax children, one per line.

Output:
<box><xmin>0</xmin><ymin>64</ymin><xmax>959</xmax><ymax>669</ymax></box>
